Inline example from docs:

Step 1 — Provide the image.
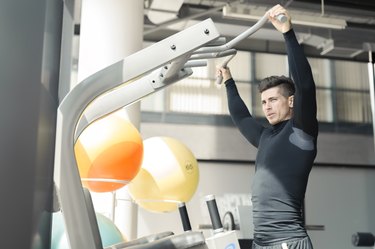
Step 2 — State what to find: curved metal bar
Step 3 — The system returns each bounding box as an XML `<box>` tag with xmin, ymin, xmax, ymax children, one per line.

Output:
<box><xmin>215</xmin><ymin>52</ymin><xmax>238</xmax><ymax>85</ymax></box>
<box><xmin>194</xmin><ymin>13</ymin><xmax>287</xmax><ymax>54</ymax></box>
<box><xmin>189</xmin><ymin>48</ymin><xmax>237</xmax><ymax>61</ymax></box>
<box><xmin>74</xmin><ymin>12</ymin><xmax>286</xmax><ymax>139</ymax></box>
<box><xmin>54</xmin><ymin>18</ymin><xmax>220</xmax><ymax>249</ymax></box>
<box><xmin>194</xmin><ymin>14</ymin><xmax>269</xmax><ymax>54</ymax></box>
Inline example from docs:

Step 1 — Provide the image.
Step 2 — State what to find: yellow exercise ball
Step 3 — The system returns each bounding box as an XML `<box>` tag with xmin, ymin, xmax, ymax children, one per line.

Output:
<box><xmin>128</xmin><ymin>136</ymin><xmax>199</xmax><ymax>213</ymax></box>
<box><xmin>74</xmin><ymin>110</ymin><xmax>143</xmax><ymax>193</ymax></box>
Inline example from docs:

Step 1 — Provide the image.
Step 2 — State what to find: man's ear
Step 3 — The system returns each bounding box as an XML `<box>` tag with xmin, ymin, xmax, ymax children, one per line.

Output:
<box><xmin>288</xmin><ymin>95</ymin><xmax>294</xmax><ymax>108</ymax></box>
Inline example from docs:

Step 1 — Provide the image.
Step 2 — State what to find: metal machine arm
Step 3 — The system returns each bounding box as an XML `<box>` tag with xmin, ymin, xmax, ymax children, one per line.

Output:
<box><xmin>54</xmin><ymin>18</ymin><xmax>220</xmax><ymax>249</ymax></box>
<box><xmin>54</xmin><ymin>11</ymin><xmax>283</xmax><ymax>249</ymax></box>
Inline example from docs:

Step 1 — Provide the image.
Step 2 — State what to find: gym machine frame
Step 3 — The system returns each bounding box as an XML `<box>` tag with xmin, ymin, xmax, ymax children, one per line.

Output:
<box><xmin>54</xmin><ymin>13</ymin><xmax>279</xmax><ymax>249</ymax></box>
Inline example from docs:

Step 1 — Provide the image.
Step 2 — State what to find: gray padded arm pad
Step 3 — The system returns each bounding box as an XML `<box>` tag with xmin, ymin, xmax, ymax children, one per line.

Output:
<box><xmin>106</xmin><ymin>231</ymin><xmax>207</xmax><ymax>249</ymax></box>
<box><xmin>107</xmin><ymin>231</ymin><xmax>174</xmax><ymax>249</ymax></box>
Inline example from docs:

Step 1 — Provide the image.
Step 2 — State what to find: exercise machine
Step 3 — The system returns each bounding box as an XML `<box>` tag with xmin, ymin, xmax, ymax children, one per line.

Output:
<box><xmin>204</xmin><ymin>195</ymin><xmax>241</xmax><ymax>249</ymax></box>
<box><xmin>54</xmin><ymin>11</ymin><xmax>285</xmax><ymax>249</ymax></box>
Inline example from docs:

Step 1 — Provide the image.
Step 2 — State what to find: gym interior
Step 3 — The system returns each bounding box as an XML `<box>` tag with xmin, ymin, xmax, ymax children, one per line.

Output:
<box><xmin>1</xmin><ymin>0</ymin><xmax>375</xmax><ymax>249</ymax></box>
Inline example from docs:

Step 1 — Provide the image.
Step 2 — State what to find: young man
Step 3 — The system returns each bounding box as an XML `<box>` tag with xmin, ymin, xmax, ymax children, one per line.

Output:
<box><xmin>217</xmin><ymin>5</ymin><xmax>318</xmax><ymax>249</ymax></box>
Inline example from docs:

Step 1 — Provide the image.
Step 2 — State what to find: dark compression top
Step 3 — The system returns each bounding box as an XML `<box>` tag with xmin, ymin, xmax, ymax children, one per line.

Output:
<box><xmin>225</xmin><ymin>30</ymin><xmax>318</xmax><ymax>245</ymax></box>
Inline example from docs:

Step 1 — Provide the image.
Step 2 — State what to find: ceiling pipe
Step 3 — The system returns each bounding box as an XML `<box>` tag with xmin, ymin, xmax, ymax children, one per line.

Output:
<box><xmin>144</xmin><ymin>3</ymin><xmax>230</xmax><ymax>35</ymax></box>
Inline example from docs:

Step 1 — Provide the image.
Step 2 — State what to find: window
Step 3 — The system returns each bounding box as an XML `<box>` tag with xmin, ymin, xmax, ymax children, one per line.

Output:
<box><xmin>141</xmin><ymin>50</ymin><xmax>372</xmax><ymax>133</ymax></box>
<box><xmin>334</xmin><ymin>60</ymin><xmax>372</xmax><ymax>123</ymax></box>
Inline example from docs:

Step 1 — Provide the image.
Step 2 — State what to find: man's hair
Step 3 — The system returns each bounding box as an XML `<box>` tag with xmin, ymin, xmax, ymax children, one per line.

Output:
<box><xmin>258</xmin><ymin>75</ymin><xmax>295</xmax><ymax>97</ymax></box>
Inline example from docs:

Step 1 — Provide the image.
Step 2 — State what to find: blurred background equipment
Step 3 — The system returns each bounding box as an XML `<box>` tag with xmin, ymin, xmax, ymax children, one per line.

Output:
<box><xmin>352</xmin><ymin>232</ymin><xmax>375</xmax><ymax>247</ymax></box>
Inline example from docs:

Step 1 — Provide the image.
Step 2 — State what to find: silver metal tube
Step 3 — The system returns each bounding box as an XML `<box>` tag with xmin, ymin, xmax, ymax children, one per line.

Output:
<box><xmin>368</xmin><ymin>52</ymin><xmax>375</xmax><ymax>153</ymax></box>
<box><xmin>194</xmin><ymin>14</ymin><xmax>269</xmax><ymax>54</ymax></box>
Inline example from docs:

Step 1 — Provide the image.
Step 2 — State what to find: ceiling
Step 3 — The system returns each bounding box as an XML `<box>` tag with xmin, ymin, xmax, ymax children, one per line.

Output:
<box><xmin>143</xmin><ymin>0</ymin><xmax>375</xmax><ymax>62</ymax></box>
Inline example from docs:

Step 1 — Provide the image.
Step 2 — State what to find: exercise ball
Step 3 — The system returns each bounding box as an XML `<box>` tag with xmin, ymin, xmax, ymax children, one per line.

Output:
<box><xmin>75</xmin><ymin>110</ymin><xmax>143</xmax><ymax>192</ymax></box>
<box><xmin>128</xmin><ymin>136</ymin><xmax>199</xmax><ymax>213</ymax></box>
<box><xmin>96</xmin><ymin>213</ymin><xmax>126</xmax><ymax>246</ymax></box>
<box><xmin>51</xmin><ymin>211</ymin><xmax>125</xmax><ymax>249</ymax></box>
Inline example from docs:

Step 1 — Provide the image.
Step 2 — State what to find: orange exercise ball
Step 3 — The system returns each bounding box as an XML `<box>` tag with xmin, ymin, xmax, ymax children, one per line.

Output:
<box><xmin>128</xmin><ymin>136</ymin><xmax>199</xmax><ymax>213</ymax></box>
<box><xmin>74</xmin><ymin>110</ymin><xmax>143</xmax><ymax>192</ymax></box>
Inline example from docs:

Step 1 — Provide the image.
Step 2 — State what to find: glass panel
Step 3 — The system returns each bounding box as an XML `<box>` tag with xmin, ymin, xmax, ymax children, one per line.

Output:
<box><xmin>167</xmin><ymin>78</ymin><xmax>227</xmax><ymax>114</ymax></box>
<box><xmin>255</xmin><ymin>53</ymin><xmax>287</xmax><ymax>79</ymax></box>
<box><xmin>223</xmin><ymin>51</ymin><xmax>251</xmax><ymax>82</ymax></box>
<box><xmin>334</xmin><ymin>60</ymin><xmax>371</xmax><ymax>123</ymax></box>
<box><xmin>316</xmin><ymin>89</ymin><xmax>333</xmax><ymax>122</ymax></box>
<box><xmin>335</xmin><ymin>61</ymin><xmax>369</xmax><ymax>90</ymax></box>
<box><xmin>308</xmin><ymin>58</ymin><xmax>332</xmax><ymax>88</ymax></box>
<box><xmin>336</xmin><ymin>91</ymin><xmax>372</xmax><ymax>123</ymax></box>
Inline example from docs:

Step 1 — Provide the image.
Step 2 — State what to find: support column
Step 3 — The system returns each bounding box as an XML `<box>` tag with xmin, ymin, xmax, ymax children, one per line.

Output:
<box><xmin>368</xmin><ymin>51</ymin><xmax>375</xmax><ymax>153</ymax></box>
<box><xmin>58</xmin><ymin>0</ymin><xmax>78</xmax><ymax>102</ymax></box>
<box><xmin>78</xmin><ymin>0</ymin><xmax>143</xmax><ymax>240</ymax></box>
<box><xmin>0</xmin><ymin>0</ymin><xmax>62</xmax><ymax>248</ymax></box>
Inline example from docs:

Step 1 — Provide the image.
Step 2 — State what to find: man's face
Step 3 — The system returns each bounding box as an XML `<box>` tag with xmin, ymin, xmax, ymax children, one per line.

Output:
<box><xmin>261</xmin><ymin>86</ymin><xmax>293</xmax><ymax>125</ymax></box>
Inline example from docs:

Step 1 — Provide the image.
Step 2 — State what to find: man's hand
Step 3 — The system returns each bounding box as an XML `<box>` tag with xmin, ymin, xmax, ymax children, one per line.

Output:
<box><xmin>217</xmin><ymin>66</ymin><xmax>232</xmax><ymax>83</ymax></box>
<box><xmin>267</xmin><ymin>4</ymin><xmax>292</xmax><ymax>33</ymax></box>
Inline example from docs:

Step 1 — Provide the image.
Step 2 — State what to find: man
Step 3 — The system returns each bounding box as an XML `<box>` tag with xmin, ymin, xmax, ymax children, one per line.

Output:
<box><xmin>217</xmin><ymin>4</ymin><xmax>318</xmax><ymax>249</ymax></box>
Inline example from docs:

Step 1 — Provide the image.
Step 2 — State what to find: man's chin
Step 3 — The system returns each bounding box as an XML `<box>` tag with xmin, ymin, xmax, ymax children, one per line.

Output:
<box><xmin>267</xmin><ymin>119</ymin><xmax>275</xmax><ymax>125</ymax></box>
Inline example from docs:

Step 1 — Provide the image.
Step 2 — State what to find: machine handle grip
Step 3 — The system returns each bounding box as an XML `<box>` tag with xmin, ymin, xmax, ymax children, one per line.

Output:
<box><xmin>178</xmin><ymin>202</ymin><xmax>192</xmax><ymax>232</ymax></box>
<box><xmin>215</xmin><ymin>75</ymin><xmax>224</xmax><ymax>85</ymax></box>
<box><xmin>277</xmin><ymin>14</ymin><xmax>287</xmax><ymax>23</ymax></box>
<box><xmin>352</xmin><ymin>232</ymin><xmax>375</xmax><ymax>247</ymax></box>
<box><xmin>205</xmin><ymin>195</ymin><xmax>224</xmax><ymax>233</ymax></box>
<box><xmin>215</xmin><ymin>53</ymin><xmax>236</xmax><ymax>85</ymax></box>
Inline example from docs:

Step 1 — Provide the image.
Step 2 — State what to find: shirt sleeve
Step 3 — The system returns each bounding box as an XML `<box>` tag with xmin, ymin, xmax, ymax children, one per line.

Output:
<box><xmin>284</xmin><ymin>29</ymin><xmax>319</xmax><ymax>138</ymax></box>
<box><xmin>225</xmin><ymin>78</ymin><xmax>264</xmax><ymax>147</ymax></box>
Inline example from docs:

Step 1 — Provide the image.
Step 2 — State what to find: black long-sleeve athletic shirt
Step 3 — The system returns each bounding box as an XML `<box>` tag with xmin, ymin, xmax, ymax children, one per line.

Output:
<box><xmin>225</xmin><ymin>29</ymin><xmax>318</xmax><ymax>245</ymax></box>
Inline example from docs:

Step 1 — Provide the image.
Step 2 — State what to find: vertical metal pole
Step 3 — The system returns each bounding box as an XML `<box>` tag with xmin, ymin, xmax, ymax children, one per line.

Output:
<box><xmin>78</xmin><ymin>0</ymin><xmax>143</xmax><ymax>240</ymax></box>
<box><xmin>58</xmin><ymin>0</ymin><xmax>78</xmax><ymax>102</ymax></box>
<box><xmin>368</xmin><ymin>51</ymin><xmax>375</xmax><ymax>153</ymax></box>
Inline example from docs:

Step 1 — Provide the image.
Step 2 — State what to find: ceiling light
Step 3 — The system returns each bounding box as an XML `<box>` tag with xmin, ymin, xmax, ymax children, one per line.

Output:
<box><xmin>223</xmin><ymin>5</ymin><xmax>347</xmax><ymax>30</ymax></box>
